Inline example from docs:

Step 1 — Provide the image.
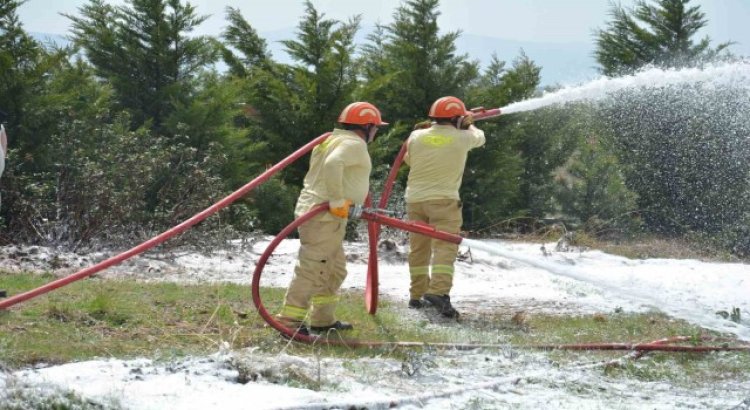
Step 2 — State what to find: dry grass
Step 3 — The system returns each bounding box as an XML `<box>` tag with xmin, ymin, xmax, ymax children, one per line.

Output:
<box><xmin>596</xmin><ymin>236</ymin><xmax>738</xmax><ymax>262</ymax></box>
<box><xmin>1</xmin><ymin>271</ymin><xmax>748</xmax><ymax>387</ymax></box>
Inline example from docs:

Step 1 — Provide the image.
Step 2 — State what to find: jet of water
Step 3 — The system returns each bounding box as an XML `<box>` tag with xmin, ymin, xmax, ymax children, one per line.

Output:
<box><xmin>462</xmin><ymin>238</ymin><xmax>750</xmax><ymax>341</ymax></box>
<box><xmin>500</xmin><ymin>62</ymin><xmax>750</xmax><ymax>115</ymax></box>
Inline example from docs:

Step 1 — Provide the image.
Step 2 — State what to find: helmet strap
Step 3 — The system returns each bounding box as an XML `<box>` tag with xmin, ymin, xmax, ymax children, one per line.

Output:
<box><xmin>366</xmin><ymin>124</ymin><xmax>378</xmax><ymax>143</ymax></box>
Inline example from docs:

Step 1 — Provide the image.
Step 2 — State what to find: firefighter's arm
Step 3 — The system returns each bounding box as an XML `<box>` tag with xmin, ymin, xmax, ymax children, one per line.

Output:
<box><xmin>323</xmin><ymin>141</ymin><xmax>360</xmax><ymax>218</ymax></box>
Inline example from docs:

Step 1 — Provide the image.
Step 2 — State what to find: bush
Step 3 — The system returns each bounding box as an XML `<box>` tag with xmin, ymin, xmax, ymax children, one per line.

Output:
<box><xmin>1</xmin><ymin>115</ymin><xmax>231</xmax><ymax>250</ymax></box>
<box><xmin>249</xmin><ymin>177</ymin><xmax>298</xmax><ymax>234</ymax></box>
<box><xmin>555</xmin><ymin>135</ymin><xmax>640</xmax><ymax>238</ymax></box>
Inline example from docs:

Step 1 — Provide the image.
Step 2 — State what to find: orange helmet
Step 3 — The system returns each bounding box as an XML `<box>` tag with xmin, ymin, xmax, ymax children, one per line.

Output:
<box><xmin>337</xmin><ymin>102</ymin><xmax>388</xmax><ymax>126</ymax></box>
<box><xmin>428</xmin><ymin>96</ymin><xmax>470</xmax><ymax>118</ymax></box>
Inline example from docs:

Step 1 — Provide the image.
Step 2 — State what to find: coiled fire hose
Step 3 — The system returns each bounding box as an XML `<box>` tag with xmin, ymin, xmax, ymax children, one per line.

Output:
<box><xmin>2</xmin><ymin>122</ymin><xmax>747</xmax><ymax>353</ymax></box>
<box><xmin>252</xmin><ymin>203</ymin><xmax>750</xmax><ymax>352</ymax></box>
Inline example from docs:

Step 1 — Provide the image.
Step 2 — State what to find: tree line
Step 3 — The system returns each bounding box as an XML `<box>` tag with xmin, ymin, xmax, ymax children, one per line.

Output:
<box><xmin>1</xmin><ymin>0</ymin><xmax>747</xmax><ymax>255</ymax></box>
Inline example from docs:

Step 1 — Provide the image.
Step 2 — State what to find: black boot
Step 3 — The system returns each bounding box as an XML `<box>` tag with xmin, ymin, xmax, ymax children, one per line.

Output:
<box><xmin>422</xmin><ymin>294</ymin><xmax>459</xmax><ymax>318</ymax></box>
<box><xmin>310</xmin><ymin>320</ymin><xmax>354</xmax><ymax>332</ymax></box>
<box><xmin>281</xmin><ymin>324</ymin><xmax>310</xmax><ymax>339</ymax></box>
<box><xmin>408</xmin><ymin>299</ymin><xmax>424</xmax><ymax>309</ymax></box>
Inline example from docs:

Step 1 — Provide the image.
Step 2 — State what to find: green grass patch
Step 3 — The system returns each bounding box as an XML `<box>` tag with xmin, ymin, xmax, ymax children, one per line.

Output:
<box><xmin>463</xmin><ymin>308</ymin><xmax>750</xmax><ymax>386</ymax></box>
<box><xmin>1</xmin><ymin>270</ymin><xmax>748</xmax><ymax>387</ymax></box>
<box><xmin>0</xmin><ymin>271</ymin><xmax>458</xmax><ymax>367</ymax></box>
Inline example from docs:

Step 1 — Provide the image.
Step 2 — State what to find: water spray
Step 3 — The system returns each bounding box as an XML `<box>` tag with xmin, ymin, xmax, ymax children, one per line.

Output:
<box><xmin>368</xmin><ymin>60</ymin><xmax>750</xmax><ymax>314</ymax></box>
<box><xmin>501</xmin><ymin>61</ymin><xmax>750</xmax><ymax>115</ymax></box>
<box><xmin>252</xmin><ymin>203</ymin><xmax>750</xmax><ymax>351</ymax></box>
<box><xmin>4</xmin><ymin>61</ymin><xmax>749</xmax><ymax>351</ymax></box>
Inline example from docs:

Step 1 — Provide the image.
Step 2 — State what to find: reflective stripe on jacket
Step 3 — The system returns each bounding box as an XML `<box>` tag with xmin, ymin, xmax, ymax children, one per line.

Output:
<box><xmin>404</xmin><ymin>124</ymin><xmax>485</xmax><ymax>203</ymax></box>
<box><xmin>294</xmin><ymin>128</ymin><xmax>371</xmax><ymax>218</ymax></box>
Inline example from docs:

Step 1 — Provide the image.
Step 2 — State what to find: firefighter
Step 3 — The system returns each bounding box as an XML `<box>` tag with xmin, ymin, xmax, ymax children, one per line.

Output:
<box><xmin>278</xmin><ymin>102</ymin><xmax>388</xmax><ymax>335</ymax></box>
<box><xmin>404</xmin><ymin>96</ymin><xmax>485</xmax><ymax>318</ymax></box>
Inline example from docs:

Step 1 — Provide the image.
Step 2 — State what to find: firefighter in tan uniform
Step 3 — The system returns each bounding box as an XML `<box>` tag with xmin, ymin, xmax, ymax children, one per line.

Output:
<box><xmin>405</xmin><ymin>96</ymin><xmax>485</xmax><ymax>318</ymax></box>
<box><xmin>279</xmin><ymin>102</ymin><xmax>388</xmax><ymax>335</ymax></box>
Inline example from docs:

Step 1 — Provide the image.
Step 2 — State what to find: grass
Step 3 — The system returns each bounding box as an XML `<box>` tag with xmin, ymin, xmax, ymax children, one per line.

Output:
<box><xmin>1</xmin><ymin>270</ymin><xmax>748</xmax><ymax>388</ymax></box>
<box><xmin>497</xmin><ymin>229</ymin><xmax>742</xmax><ymax>263</ymax></box>
<box><xmin>592</xmin><ymin>235</ymin><xmax>738</xmax><ymax>262</ymax></box>
<box><xmin>464</xmin><ymin>308</ymin><xmax>750</xmax><ymax>386</ymax></box>
<box><xmin>0</xmin><ymin>388</ymin><xmax>109</xmax><ymax>410</ymax></box>
<box><xmin>0</xmin><ymin>271</ymin><xmax>460</xmax><ymax>368</ymax></box>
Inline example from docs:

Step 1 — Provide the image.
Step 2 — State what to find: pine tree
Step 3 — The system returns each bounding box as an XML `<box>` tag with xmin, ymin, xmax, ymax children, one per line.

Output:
<box><xmin>595</xmin><ymin>0</ymin><xmax>732</xmax><ymax>76</ymax></box>
<box><xmin>221</xmin><ymin>6</ymin><xmax>270</xmax><ymax>77</ymax></box>
<box><xmin>360</xmin><ymin>0</ymin><xmax>478</xmax><ymax>122</ymax></box>
<box><xmin>218</xmin><ymin>2</ymin><xmax>362</xmax><ymax>232</ymax></box>
<box><xmin>225</xmin><ymin>1</ymin><xmax>361</xmax><ymax>186</ymax></box>
<box><xmin>460</xmin><ymin>52</ymin><xmax>546</xmax><ymax>230</ymax></box>
<box><xmin>280</xmin><ymin>1</ymin><xmax>361</xmax><ymax>138</ymax></box>
<box><xmin>67</xmin><ymin>0</ymin><xmax>217</xmax><ymax>132</ymax></box>
<box><xmin>0</xmin><ymin>0</ymin><xmax>43</xmax><ymax>135</ymax></box>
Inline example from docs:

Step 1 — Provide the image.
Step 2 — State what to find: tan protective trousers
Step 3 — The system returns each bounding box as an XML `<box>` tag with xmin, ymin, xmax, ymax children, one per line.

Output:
<box><xmin>406</xmin><ymin>199</ymin><xmax>462</xmax><ymax>299</ymax></box>
<box><xmin>279</xmin><ymin>214</ymin><xmax>347</xmax><ymax>328</ymax></box>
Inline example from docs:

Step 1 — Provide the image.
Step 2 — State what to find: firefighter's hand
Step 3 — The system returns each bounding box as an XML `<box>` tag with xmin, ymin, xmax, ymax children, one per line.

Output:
<box><xmin>413</xmin><ymin>120</ymin><xmax>432</xmax><ymax>130</ymax></box>
<box><xmin>329</xmin><ymin>199</ymin><xmax>353</xmax><ymax>219</ymax></box>
<box><xmin>457</xmin><ymin>114</ymin><xmax>474</xmax><ymax>130</ymax></box>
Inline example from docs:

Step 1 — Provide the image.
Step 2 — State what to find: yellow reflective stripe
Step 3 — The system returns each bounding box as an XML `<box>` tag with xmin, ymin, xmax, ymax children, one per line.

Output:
<box><xmin>420</xmin><ymin>134</ymin><xmax>453</xmax><ymax>147</ymax></box>
<box><xmin>312</xmin><ymin>137</ymin><xmax>332</xmax><ymax>154</ymax></box>
<box><xmin>431</xmin><ymin>264</ymin><xmax>454</xmax><ymax>275</ymax></box>
<box><xmin>311</xmin><ymin>295</ymin><xmax>339</xmax><ymax>305</ymax></box>
<box><xmin>410</xmin><ymin>266</ymin><xmax>429</xmax><ymax>277</ymax></box>
<box><xmin>280</xmin><ymin>304</ymin><xmax>308</xmax><ymax>320</ymax></box>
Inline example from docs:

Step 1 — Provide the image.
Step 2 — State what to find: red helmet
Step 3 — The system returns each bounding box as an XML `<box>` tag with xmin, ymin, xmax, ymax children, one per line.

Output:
<box><xmin>428</xmin><ymin>96</ymin><xmax>470</xmax><ymax>118</ymax></box>
<box><xmin>338</xmin><ymin>102</ymin><xmax>388</xmax><ymax>126</ymax></box>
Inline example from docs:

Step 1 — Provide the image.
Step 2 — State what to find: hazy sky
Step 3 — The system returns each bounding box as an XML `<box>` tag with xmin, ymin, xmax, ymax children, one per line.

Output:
<box><xmin>16</xmin><ymin>0</ymin><xmax>750</xmax><ymax>84</ymax></box>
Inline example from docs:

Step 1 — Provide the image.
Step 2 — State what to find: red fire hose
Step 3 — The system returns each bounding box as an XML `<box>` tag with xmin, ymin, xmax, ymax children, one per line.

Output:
<box><xmin>251</xmin><ymin>203</ymin><xmax>750</xmax><ymax>352</ymax></box>
<box><xmin>0</xmin><ymin>132</ymin><xmax>332</xmax><ymax>310</ymax></box>
<box><xmin>366</xmin><ymin>107</ymin><xmax>502</xmax><ymax>314</ymax></box>
<box><xmin>251</xmin><ymin>204</ymin><xmax>465</xmax><ymax>343</ymax></box>
<box><xmin>3</xmin><ymin>117</ymin><xmax>747</xmax><ymax>353</ymax></box>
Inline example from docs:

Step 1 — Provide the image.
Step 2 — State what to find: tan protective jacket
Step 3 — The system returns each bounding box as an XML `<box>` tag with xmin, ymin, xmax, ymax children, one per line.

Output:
<box><xmin>294</xmin><ymin>128</ymin><xmax>371</xmax><ymax>218</ymax></box>
<box><xmin>404</xmin><ymin>124</ymin><xmax>485</xmax><ymax>203</ymax></box>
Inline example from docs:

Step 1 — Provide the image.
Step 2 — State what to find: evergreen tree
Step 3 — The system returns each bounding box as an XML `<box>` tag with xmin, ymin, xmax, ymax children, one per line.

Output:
<box><xmin>595</xmin><ymin>0</ymin><xmax>732</xmax><ymax>76</ymax></box>
<box><xmin>360</xmin><ymin>0</ymin><xmax>478</xmax><ymax>122</ymax></box>
<box><xmin>224</xmin><ymin>1</ymin><xmax>361</xmax><ymax>187</ymax></box>
<box><xmin>0</xmin><ymin>0</ymin><xmax>37</xmax><ymax>129</ymax></box>
<box><xmin>280</xmin><ymin>1</ymin><xmax>361</xmax><ymax>141</ymax></box>
<box><xmin>221</xmin><ymin>6</ymin><xmax>270</xmax><ymax>77</ymax></box>
<box><xmin>0</xmin><ymin>0</ymin><xmax>70</xmax><ymax>160</ymax></box>
<box><xmin>601</xmin><ymin>83</ymin><xmax>750</xmax><ymax>237</ymax></box>
<box><xmin>219</xmin><ymin>2</ymin><xmax>362</xmax><ymax>232</ymax></box>
<box><xmin>359</xmin><ymin>0</ymin><xmax>480</xmax><ymax>200</ymax></box>
<box><xmin>67</xmin><ymin>0</ymin><xmax>217</xmax><ymax>132</ymax></box>
<box><xmin>555</xmin><ymin>133</ymin><xmax>638</xmax><ymax>236</ymax></box>
<box><xmin>460</xmin><ymin>52</ymin><xmax>546</xmax><ymax>231</ymax></box>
